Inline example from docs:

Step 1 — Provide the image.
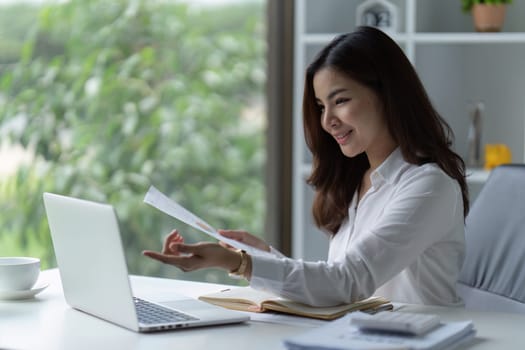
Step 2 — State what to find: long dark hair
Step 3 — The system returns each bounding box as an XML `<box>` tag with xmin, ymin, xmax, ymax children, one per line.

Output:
<box><xmin>303</xmin><ymin>26</ymin><xmax>469</xmax><ymax>234</ymax></box>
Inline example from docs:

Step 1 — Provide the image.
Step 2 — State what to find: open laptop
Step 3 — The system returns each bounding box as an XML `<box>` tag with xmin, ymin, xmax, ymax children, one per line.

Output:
<box><xmin>43</xmin><ymin>192</ymin><xmax>249</xmax><ymax>332</ymax></box>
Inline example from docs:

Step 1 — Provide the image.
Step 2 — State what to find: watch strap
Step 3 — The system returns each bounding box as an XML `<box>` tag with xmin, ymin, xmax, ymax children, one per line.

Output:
<box><xmin>228</xmin><ymin>249</ymin><xmax>248</xmax><ymax>277</ymax></box>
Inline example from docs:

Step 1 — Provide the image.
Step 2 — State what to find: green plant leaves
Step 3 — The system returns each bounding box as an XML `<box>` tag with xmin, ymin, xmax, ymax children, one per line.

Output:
<box><xmin>0</xmin><ymin>0</ymin><xmax>265</xmax><ymax>285</ymax></box>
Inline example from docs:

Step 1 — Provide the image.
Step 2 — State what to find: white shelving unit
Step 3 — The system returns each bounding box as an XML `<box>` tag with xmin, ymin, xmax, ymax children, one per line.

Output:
<box><xmin>292</xmin><ymin>0</ymin><xmax>525</xmax><ymax>260</ymax></box>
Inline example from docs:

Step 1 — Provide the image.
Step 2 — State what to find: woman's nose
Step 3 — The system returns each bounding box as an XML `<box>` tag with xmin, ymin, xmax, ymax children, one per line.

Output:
<box><xmin>322</xmin><ymin>109</ymin><xmax>339</xmax><ymax>130</ymax></box>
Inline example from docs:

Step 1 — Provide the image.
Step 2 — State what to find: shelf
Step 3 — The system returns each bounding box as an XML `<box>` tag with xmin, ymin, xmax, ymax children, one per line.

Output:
<box><xmin>301</xmin><ymin>164</ymin><xmax>490</xmax><ymax>184</ymax></box>
<box><xmin>466</xmin><ymin>168</ymin><xmax>491</xmax><ymax>184</ymax></box>
<box><xmin>301</xmin><ymin>33</ymin><xmax>409</xmax><ymax>45</ymax></box>
<box><xmin>301</xmin><ymin>32</ymin><xmax>525</xmax><ymax>46</ymax></box>
<box><xmin>414</xmin><ymin>32</ymin><xmax>525</xmax><ymax>44</ymax></box>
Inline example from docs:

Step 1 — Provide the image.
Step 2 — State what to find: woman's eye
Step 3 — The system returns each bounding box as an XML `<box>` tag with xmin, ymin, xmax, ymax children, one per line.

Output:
<box><xmin>317</xmin><ymin>105</ymin><xmax>325</xmax><ymax>113</ymax></box>
<box><xmin>335</xmin><ymin>98</ymin><xmax>349</xmax><ymax>105</ymax></box>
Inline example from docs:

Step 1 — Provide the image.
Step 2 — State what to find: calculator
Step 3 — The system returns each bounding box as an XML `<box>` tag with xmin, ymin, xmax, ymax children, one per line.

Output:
<box><xmin>351</xmin><ymin>311</ymin><xmax>441</xmax><ymax>336</ymax></box>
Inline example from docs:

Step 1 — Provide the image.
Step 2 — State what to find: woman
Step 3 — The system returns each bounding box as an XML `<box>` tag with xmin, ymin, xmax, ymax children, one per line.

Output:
<box><xmin>143</xmin><ymin>26</ymin><xmax>469</xmax><ymax>307</ymax></box>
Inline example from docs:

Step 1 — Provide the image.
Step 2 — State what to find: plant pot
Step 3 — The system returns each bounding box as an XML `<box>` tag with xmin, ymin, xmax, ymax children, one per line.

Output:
<box><xmin>471</xmin><ymin>4</ymin><xmax>507</xmax><ymax>32</ymax></box>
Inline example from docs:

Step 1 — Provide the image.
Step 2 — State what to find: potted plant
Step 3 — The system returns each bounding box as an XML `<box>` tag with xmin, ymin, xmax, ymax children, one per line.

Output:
<box><xmin>461</xmin><ymin>0</ymin><xmax>513</xmax><ymax>32</ymax></box>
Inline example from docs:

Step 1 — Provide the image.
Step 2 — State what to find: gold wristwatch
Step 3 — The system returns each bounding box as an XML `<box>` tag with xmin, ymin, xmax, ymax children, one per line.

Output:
<box><xmin>228</xmin><ymin>249</ymin><xmax>248</xmax><ymax>278</ymax></box>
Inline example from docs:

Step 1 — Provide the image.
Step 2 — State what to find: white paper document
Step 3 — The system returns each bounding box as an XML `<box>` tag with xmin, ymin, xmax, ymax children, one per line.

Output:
<box><xmin>283</xmin><ymin>312</ymin><xmax>475</xmax><ymax>350</ymax></box>
<box><xmin>144</xmin><ymin>185</ymin><xmax>273</xmax><ymax>258</ymax></box>
<box><xmin>247</xmin><ymin>312</ymin><xmax>329</xmax><ymax>328</ymax></box>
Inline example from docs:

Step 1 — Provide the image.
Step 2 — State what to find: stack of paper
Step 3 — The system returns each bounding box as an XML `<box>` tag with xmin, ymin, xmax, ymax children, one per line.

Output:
<box><xmin>283</xmin><ymin>312</ymin><xmax>475</xmax><ymax>350</ymax></box>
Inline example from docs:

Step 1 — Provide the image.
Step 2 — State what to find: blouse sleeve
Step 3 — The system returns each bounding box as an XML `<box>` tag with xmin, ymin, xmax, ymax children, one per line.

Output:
<box><xmin>249</xmin><ymin>168</ymin><xmax>462</xmax><ymax>307</ymax></box>
<box><xmin>269</xmin><ymin>246</ymin><xmax>286</xmax><ymax>258</ymax></box>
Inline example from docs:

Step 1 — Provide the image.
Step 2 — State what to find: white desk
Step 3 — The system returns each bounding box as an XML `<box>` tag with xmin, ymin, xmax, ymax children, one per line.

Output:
<box><xmin>1</xmin><ymin>269</ymin><xmax>524</xmax><ymax>350</ymax></box>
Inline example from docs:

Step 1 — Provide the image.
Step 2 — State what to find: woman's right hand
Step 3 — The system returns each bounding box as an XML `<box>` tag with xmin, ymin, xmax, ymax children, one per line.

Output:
<box><xmin>218</xmin><ymin>229</ymin><xmax>270</xmax><ymax>253</ymax></box>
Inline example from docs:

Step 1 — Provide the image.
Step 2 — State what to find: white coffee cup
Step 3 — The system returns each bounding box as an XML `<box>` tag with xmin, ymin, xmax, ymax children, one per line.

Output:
<box><xmin>0</xmin><ymin>257</ymin><xmax>40</xmax><ymax>291</ymax></box>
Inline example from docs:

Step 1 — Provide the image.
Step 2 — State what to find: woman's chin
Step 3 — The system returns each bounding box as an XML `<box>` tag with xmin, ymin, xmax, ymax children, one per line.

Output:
<box><xmin>340</xmin><ymin>146</ymin><xmax>362</xmax><ymax>158</ymax></box>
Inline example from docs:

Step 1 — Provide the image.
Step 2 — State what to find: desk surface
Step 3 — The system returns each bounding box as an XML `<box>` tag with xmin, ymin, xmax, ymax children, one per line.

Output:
<box><xmin>1</xmin><ymin>269</ymin><xmax>524</xmax><ymax>350</ymax></box>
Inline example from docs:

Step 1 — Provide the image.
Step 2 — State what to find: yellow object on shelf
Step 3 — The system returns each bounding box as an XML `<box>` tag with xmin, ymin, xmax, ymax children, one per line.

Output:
<box><xmin>484</xmin><ymin>144</ymin><xmax>512</xmax><ymax>170</ymax></box>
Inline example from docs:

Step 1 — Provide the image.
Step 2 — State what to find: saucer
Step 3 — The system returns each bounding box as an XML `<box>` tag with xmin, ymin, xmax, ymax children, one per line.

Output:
<box><xmin>0</xmin><ymin>283</ymin><xmax>49</xmax><ymax>301</ymax></box>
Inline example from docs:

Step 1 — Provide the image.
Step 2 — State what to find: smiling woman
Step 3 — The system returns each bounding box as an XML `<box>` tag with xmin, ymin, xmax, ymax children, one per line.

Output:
<box><xmin>140</xmin><ymin>27</ymin><xmax>471</xmax><ymax>308</ymax></box>
<box><xmin>0</xmin><ymin>0</ymin><xmax>267</xmax><ymax>285</ymax></box>
<box><xmin>313</xmin><ymin>68</ymin><xmax>395</xmax><ymax>162</ymax></box>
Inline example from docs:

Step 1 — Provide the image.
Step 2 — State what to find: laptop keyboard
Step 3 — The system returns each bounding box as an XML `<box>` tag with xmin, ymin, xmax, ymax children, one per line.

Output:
<box><xmin>133</xmin><ymin>297</ymin><xmax>199</xmax><ymax>324</ymax></box>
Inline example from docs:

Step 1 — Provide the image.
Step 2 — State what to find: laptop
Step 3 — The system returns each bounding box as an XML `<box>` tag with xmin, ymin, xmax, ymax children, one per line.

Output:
<box><xmin>43</xmin><ymin>192</ymin><xmax>249</xmax><ymax>332</ymax></box>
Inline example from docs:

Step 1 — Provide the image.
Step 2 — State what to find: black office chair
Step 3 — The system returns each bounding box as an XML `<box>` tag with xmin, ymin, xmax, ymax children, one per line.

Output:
<box><xmin>457</xmin><ymin>164</ymin><xmax>525</xmax><ymax>313</ymax></box>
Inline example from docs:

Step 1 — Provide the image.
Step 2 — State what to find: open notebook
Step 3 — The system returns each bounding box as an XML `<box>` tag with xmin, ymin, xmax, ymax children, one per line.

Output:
<box><xmin>199</xmin><ymin>287</ymin><xmax>392</xmax><ymax>320</ymax></box>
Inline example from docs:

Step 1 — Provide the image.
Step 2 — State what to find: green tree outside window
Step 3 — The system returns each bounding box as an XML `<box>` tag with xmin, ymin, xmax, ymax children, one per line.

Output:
<box><xmin>0</xmin><ymin>0</ymin><xmax>266</xmax><ymax>285</ymax></box>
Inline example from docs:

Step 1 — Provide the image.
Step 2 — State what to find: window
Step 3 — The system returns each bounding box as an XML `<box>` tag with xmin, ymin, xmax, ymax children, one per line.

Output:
<box><xmin>0</xmin><ymin>0</ymin><xmax>268</xmax><ymax>284</ymax></box>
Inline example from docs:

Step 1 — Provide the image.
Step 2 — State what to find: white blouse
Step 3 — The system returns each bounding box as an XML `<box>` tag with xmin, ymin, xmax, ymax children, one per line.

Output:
<box><xmin>249</xmin><ymin>148</ymin><xmax>465</xmax><ymax>307</ymax></box>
